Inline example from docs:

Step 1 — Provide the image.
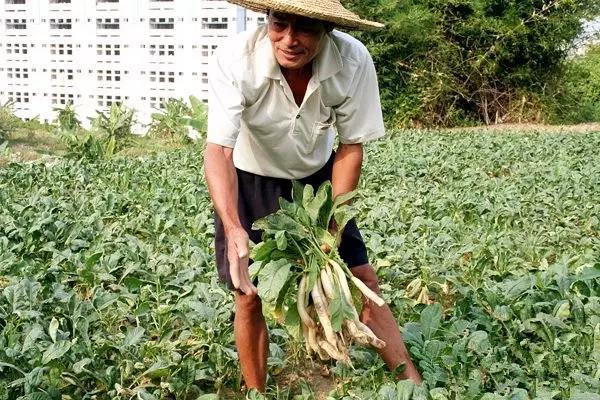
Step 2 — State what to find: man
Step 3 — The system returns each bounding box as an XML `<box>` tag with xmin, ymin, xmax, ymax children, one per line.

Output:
<box><xmin>204</xmin><ymin>0</ymin><xmax>422</xmax><ymax>391</ymax></box>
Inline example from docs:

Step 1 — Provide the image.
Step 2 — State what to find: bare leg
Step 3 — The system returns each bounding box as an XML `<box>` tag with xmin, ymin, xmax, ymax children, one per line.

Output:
<box><xmin>351</xmin><ymin>264</ymin><xmax>423</xmax><ymax>383</ymax></box>
<box><xmin>234</xmin><ymin>292</ymin><xmax>269</xmax><ymax>391</ymax></box>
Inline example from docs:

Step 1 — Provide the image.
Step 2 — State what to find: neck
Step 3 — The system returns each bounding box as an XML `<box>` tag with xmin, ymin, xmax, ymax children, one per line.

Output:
<box><xmin>281</xmin><ymin>62</ymin><xmax>312</xmax><ymax>81</ymax></box>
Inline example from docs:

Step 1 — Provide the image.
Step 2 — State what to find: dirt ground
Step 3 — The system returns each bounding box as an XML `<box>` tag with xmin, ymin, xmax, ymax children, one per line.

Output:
<box><xmin>444</xmin><ymin>122</ymin><xmax>600</xmax><ymax>133</ymax></box>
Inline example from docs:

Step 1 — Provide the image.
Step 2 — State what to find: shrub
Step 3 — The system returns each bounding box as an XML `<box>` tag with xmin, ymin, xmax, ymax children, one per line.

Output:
<box><xmin>0</xmin><ymin>101</ymin><xmax>20</xmax><ymax>143</ymax></box>
<box><xmin>346</xmin><ymin>0</ymin><xmax>600</xmax><ymax>127</ymax></box>
<box><xmin>148</xmin><ymin>98</ymin><xmax>191</xmax><ymax>142</ymax></box>
<box><xmin>546</xmin><ymin>44</ymin><xmax>600</xmax><ymax>123</ymax></box>
<box><xmin>54</xmin><ymin>101</ymin><xmax>81</xmax><ymax>131</ymax></box>
<box><xmin>63</xmin><ymin>103</ymin><xmax>135</xmax><ymax>160</ymax></box>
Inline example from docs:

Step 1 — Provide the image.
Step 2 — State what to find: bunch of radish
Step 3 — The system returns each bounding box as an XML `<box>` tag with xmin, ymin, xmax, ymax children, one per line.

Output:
<box><xmin>297</xmin><ymin>259</ymin><xmax>385</xmax><ymax>363</ymax></box>
<box><xmin>250</xmin><ymin>181</ymin><xmax>386</xmax><ymax>364</ymax></box>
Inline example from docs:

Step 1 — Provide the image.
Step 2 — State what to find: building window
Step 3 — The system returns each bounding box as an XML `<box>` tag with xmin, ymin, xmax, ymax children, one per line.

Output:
<box><xmin>51</xmin><ymin>93</ymin><xmax>74</xmax><ymax>105</ymax></box>
<box><xmin>96</xmin><ymin>18</ymin><xmax>120</xmax><ymax>29</ymax></box>
<box><xmin>96</xmin><ymin>43</ymin><xmax>121</xmax><ymax>56</ymax></box>
<box><xmin>6</xmin><ymin>19</ymin><xmax>27</xmax><ymax>30</ymax></box>
<box><xmin>97</xmin><ymin>69</ymin><xmax>121</xmax><ymax>82</ymax></box>
<box><xmin>6</xmin><ymin>67</ymin><xmax>29</xmax><ymax>79</ymax></box>
<box><xmin>201</xmin><ymin>17</ymin><xmax>228</xmax><ymax>30</ymax></box>
<box><xmin>96</xmin><ymin>0</ymin><xmax>118</xmax><ymax>3</ymax></box>
<box><xmin>50</xmin><ymin>68</ymin><xmax>73</xmax><ymax>80</ymax></box>
<box><xmin>49</xmin><ymin>0</ymin><xmax>72</xmax><ymax>3</ymax></box>
<box><xmin>7</xmin><ymin>91</ymin><xmax>30</xmax><ymax>104</ymax></box>
<box><xmin>149</xmin><ymin>17</ymin><xmax>174</xmax><ymax>29</ymax></box>
<box><xmin>6</xmin><ymin>0</ymin><xmax>27</xmax><ymax>4</ymax></box>
<box><xmin>49</xmin><ymin>18</ymin><xmax>72</xmax><ymax>29</ymax></box>
<box><xmin>149</xmin><ymin>44</ymin><xmax>175</xmax><ymax>56</ymax></box>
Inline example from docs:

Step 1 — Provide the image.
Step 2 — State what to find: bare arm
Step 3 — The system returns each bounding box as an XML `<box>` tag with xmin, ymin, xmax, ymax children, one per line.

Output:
<box><xmin>331</xmin><ymin>143</ymin><xmax>363</xmax><ymax>201</ymax></box>
<box><xmin>204</xmin><ymin>142</ymin><xmax>257</xmax><ymax>295</ymax></box>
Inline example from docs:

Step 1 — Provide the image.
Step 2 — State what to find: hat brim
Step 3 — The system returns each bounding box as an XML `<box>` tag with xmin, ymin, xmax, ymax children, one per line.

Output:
<box><xmin>226</xmin><ymin>0</ymin><xmax>384</xmax><ymax>31</ymax></box>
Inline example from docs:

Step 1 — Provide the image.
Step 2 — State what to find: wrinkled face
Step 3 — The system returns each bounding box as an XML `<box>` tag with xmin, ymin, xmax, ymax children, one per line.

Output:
<box><xmin>267</xmin><ymin>11</ymin><xmax>329</xmax><ymax>71</ymax></box>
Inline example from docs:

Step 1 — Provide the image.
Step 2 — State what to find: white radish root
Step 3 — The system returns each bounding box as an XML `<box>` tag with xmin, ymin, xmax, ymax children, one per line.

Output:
<box><xmin>297</xmin><ymin>275</ymin><xmax>316</xmax><ymax>329</ymax></box>
<box><xmin>357</xmin><ymin>321</ymin><xmax>386</xmax><ymax>349</ymax></box>
<box><xmin>320</xmin><ymin>269</ymin><xmax>335</xmax><ymax>300</ymax></box>
<box><xmin>350</xmin><ymin>276</ymin><xmax>385</xmax><ymax>307</ymax></box>
<box><xmin>319</xmin><ymin>340</ymin><xmax>350</xmax><ymax>364</ymax></box>
<box><xmin>311</xmin><ymin>279</ymin><xmax>337</xmax><ymax>346</ymax></box>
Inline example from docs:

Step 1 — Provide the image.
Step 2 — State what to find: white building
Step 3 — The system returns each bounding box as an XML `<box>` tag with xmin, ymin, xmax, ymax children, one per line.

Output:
<box><xmin>0</xmin><ymin>0</ymin><xmax>265</xmax><ymax>130</ymax></box>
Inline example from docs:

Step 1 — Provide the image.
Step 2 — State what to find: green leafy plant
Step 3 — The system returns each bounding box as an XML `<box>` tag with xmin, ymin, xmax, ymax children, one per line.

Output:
<box><xmin>53</xmin><ymin>101</ymin><xmax>81</xmax><ymax>132</ymax></box>
<box><xmin>62</xmin><ymin>103</ymin><xmax>136</xmax><ymax>160</ymax></box>
<box><xmin>0</xmin><ymin>100</ymin><xmax>20</xmax><ymax>143</ymax></box>
<box><xmin>91</xmin><ymin>102</ymin><xmax>135</xmax><ymax>140</ymax></box>
<box><xmin>1</xmin><ymin>130</ymin><xmax>599</xmax><ymax>398</ymax></box>
<box><xmin>182</xmin><ymin>95</ymin><xmax>208</xmax><ymax>138</ymax></box>
<box><xmin>250</xmin><ymin>181</ymin><xmax>385</xmax><ymax>364</ymax></box>
<box><xmin>149</xmin><ymin>98</ymin><xmax>192</xmax><ymax>142</ymax></box>
<box><xmin>347</xmin><ymin>0</ymin><xmax>600</xmax><ymax>127</ymax></box>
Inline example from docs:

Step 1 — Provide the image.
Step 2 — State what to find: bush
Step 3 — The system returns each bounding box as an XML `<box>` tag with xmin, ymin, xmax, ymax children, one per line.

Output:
<box><xmin>54</xmin><ymin>101</ymin><xmax>81</xmax><ymax>132</ymax></box>
<box><xmin>546</xmin><ymin>44</ymin><xmax>600</xmax><ymax>123</ymax></box>
<box><xmin>148</xmin><ymin>98</ymin><xmax>191</xmax><ymax>142</ymax></box>
<box><xmin>0</xmin><ymin>101</ymin><xmax>20</xmax><ymax>143</ymax></box>
<box><xmin>63</xmin><ymin>103</ymin><xmax>135</xmax><ymax>160</ymax></box>
<box><xmin>183</xmin><ymin>95</ymin><xmax>208</xmax><ymax>138</ymax></box>
<box><xmin>346</xmin><ymin>0</ymin><xmax>600</xmax><ymax>127</ymax></box>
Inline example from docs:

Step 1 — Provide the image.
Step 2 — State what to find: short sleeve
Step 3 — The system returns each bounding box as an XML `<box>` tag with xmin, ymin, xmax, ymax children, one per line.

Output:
<box><xmin>334</xmin><ymin>51</ymin><xmax>385</xmax><ymax>144</ymax></box>
<box><xmin>206</xmin><ymin>49</ymin><xmax>245</xmax><ymax>148</ymax></box>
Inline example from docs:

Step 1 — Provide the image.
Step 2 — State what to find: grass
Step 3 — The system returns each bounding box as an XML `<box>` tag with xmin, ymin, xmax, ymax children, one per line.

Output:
<box><xmin>0</xmin><ymin>128</ymin><xmax>193</xmax><ymax>166</ymax></box>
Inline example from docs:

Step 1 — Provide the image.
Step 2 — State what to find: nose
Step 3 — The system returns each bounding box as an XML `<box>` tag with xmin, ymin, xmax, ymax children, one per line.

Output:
<box><xmin>281</xmin><ymin>25</ymin><xmax>300</xmax><ymax>47</ymax></box>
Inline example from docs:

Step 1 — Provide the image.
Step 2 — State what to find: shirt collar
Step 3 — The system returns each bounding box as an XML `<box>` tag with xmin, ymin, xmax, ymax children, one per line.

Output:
<box><xmin>256</xmin><ymin>27</ymin><xmax>343</xmax><ymax>82</ymax></box>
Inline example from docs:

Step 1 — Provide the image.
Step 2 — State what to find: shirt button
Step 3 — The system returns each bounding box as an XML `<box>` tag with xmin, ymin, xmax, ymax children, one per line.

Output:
<box><xmin>296</xmin><ymin>114</ymin><xmax>301</xmax><ymax>119</ymax></box>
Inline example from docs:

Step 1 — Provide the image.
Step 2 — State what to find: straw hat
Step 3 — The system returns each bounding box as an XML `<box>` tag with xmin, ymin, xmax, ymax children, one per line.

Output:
<box><xmin>226</xmin><ymin>0</ymin><xmax>384</xmax><ymax>31</ymax></box>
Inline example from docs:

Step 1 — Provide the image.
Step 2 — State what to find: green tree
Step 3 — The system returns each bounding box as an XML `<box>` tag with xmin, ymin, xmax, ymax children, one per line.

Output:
<box><xmin>347</xmin><ymin>0</ymin><xmax>600</xmax><ymax>127</ymax></box>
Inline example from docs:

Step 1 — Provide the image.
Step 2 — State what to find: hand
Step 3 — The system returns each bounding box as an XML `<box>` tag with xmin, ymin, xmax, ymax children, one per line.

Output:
<box><xmin>225</xmin><ymin>226</ymin><xmax>257</xmax><ymax>295</ymax></box>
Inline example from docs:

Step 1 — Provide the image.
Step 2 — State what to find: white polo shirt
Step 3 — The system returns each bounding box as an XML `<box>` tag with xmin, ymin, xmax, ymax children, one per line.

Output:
<box><xmin>207</xmin><ymin>25</ymin><xmax>385</xmax><ymax>179</ymax></box>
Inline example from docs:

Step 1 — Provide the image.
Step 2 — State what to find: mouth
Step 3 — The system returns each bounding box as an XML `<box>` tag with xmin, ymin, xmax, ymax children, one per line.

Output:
<box><xmin>280</xmin><ymin>49</ymin><xmax>303</xmax><ymax>60</ymax></box>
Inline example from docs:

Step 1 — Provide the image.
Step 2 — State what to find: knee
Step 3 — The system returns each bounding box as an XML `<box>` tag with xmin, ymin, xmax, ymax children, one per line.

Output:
<box><xmin>234</xmin><ymin>291</ymin><xmax>262</xmax><ymax>314</ymax></box>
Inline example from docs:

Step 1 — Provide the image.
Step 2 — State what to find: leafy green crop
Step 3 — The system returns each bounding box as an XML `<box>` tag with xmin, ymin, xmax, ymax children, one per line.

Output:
<box><xmin>1</xmin><ymin>130</ymin><xmax>599</xmax><ymax>399</ymax></box>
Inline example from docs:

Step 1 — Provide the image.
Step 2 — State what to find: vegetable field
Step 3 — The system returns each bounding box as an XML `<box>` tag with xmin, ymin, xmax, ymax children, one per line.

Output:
<box><xmin>1</xmin><ymin>131</ymin><xmax>599</xmax><ymax>400</ymax></box>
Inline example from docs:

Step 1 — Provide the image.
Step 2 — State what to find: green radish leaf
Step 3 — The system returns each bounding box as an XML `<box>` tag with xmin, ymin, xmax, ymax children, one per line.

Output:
<box><xmin>329</xmin><ymin>287</ymin><xmax>355</xmax><ymax>333</ymax></box>
<box><xmin>248</xmin><ymin>261</ymin><xmax>263</xmax><ymax>280</ymax></box>
<box><xmin>333</xmin><ymin>189</ymin><xmax>357</xmax><ymax>209</ymax></box>
<box><xmin>420</xmin><ymin>303</ymin><xmax>442</xmax><ymax>340</ymax></box>
<box><xmin>306</xmin><ymin>182</ymin><xmax>329</xmax><ymax>225</ymax></box>
<box><xmin>250</xmin><ymin>240</ymin><xmax>278</xmax><ymax>261</ymax></box>
<box><xmin>316</xmin><ymin>181</ymin><xmax>334</xmax><ymax>228</ymax></box>
<box><xmin>315</xmin><ymin>228</ymin><xmax>336</xmax><ymax>250</ymax></box>
<box><xmin>23</xmin><ymin>324</ymin><xmax>44</xmax><ymax>352</ymax></box>
<box><xmin>396</xmin><ymin>379</ymin><xmax>415</xmax><ymax>400</ymax></box>
<box><xmin>257</xmin><ymin>260</ymin><xmax>292</xmax><ymax>303</ymax></box>
<box><xmin>292</xmin><ymin>180</ymin><xmax>304</xmax><ymax>204</ymax></box>
<box><xmin>123</xmin><ymin>326</ymin><xmax>145</xmax><ymax>347</ymax></box>
<box><xmin>275</xmin><ymin>230</ymin><xmax>287</xmax><ymax>251</ymax></box>
<box><xmin>302</xmin><ymin>184</ymin><xmax>314</xmax><ymax>210</ymax></box>
<box><xmin>73</xmin><ymin>358</ymin><xmax>92</xmax><ymax>374</ymax></box>
<box><xmin>295</xmin><ymin>206</ymin><xmax>311</xmax><ymax>226</ymax></box>
<box><xmin>252</xmin><ymin>213</ymin><xmax>307</xmax><ymax>239</ymax></box>
<box><xmin>285</xmin><ymin>301</ymin><xmax>300</xmax><ymax>327</ymax></box>
<box><xmin>278</xmin><ymin>197</ymin><xmax>297</xmax><ymax>217</ymax></box>
<box><xmin>333</xmin><ymin>205</ymin><xmax>359</xmax><ymax>234</ymax></box>
<box><xmin>41</xmin><ymin>340</ymin><xmax>71</xmax><ymax>364</ymax></box>
<box><xmin>274</xmin><ymin>274</ymin><xmax>295</xmax><ymax>318</ymax></box>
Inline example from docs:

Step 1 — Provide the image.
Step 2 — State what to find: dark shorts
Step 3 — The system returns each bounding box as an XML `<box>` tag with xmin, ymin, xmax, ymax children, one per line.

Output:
<box><xmin>214</xmin><ymin>153</ymin><xmax>369</xmax><ymax>289</ymax></box>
